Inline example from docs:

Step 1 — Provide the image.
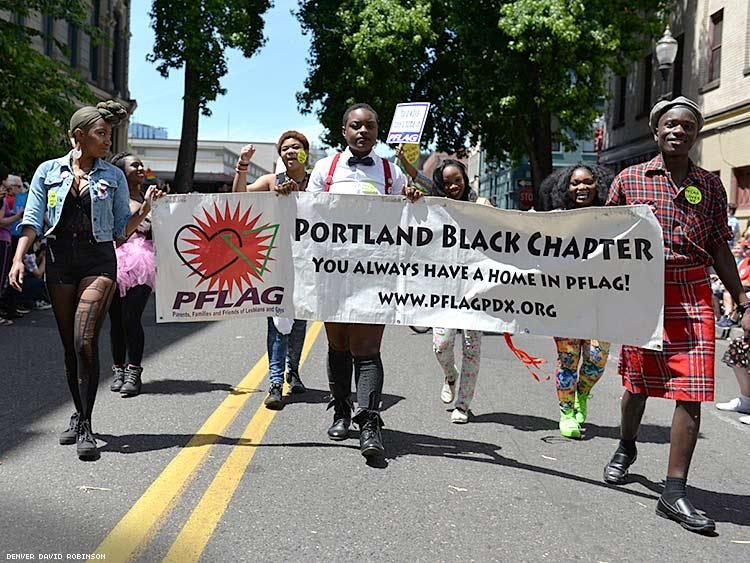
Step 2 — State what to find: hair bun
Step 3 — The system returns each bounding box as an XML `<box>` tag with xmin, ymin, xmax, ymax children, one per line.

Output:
<box><xmin>96</xmin><ymin>100</ymin><xmax>128</xmax><ymax>126</ymax></box>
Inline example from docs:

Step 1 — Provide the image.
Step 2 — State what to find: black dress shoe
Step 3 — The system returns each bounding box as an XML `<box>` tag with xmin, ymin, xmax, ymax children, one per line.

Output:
<box><xmin>327</xmin><ymin>416</ymin><xmax>350</xmax><ymax>440</ymax></box>
<box><xmin>603</xmin><ymin>450</ymin><xmax>637</xmax><ymax>484</ymax></box>
<box><xmin>656</xmin><ymin>495</ymin><xmax>715</xmax><ymax>534</ymax></box>
<box><xmin>359</xmin><ymin>415</ymin><xmax>385</xmax><ymax>458</ymax></box>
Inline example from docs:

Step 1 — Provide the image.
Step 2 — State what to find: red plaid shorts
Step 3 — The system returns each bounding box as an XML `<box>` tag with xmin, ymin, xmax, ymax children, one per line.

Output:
<box><xmin>618</xmin><ymin>265</ymin><xmax>715</xmax><ymax>402</ymax></box>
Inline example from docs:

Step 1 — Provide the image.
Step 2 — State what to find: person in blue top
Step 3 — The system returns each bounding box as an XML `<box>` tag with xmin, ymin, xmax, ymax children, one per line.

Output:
<box><xmin>8</xmin><ymin>101</ymin><xmax>156</xmax><ymax>461</ymax></box>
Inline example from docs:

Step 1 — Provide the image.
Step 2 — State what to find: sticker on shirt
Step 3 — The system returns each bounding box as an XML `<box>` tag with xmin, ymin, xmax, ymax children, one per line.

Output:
<box><xmin>684</xmin><ymin>185</ymin><xmax>702</xmax><ymax>205</ymax></box>
<box><xmin>47</xmin><ymin>191</ymin><xmax>58</xmax><ymax>208</ymax></box>
<box><xmin>360</xmin><ymin>183</ymin><xmax>379</xmax><ymax>195</ymax></box>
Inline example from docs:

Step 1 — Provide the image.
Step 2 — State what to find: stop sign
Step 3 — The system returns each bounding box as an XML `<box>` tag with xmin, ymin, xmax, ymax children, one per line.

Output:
<box><xmin>519</xmin><ymin>186</ymin><xmax>534</xmax><ymax>209</ymax></box>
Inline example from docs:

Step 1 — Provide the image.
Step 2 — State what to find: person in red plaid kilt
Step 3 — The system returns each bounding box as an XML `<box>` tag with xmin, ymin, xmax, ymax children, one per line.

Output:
<box><xmin>603</xmin><ymin>96</ymin><xmax>750</xmax><ymax>534</ymax></box>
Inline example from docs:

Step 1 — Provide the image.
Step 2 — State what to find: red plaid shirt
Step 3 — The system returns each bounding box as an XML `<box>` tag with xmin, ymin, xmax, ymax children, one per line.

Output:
<box><xmin>606</xmin><ymin>155</ymin><xmax>732</xmax><ymax>266</ymax></box>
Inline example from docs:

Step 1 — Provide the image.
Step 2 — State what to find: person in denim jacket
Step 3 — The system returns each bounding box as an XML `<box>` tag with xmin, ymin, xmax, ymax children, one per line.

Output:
<box><xmin>8</xmin><ymin>101</ymin><xmax>137</xmax><ymax>461</ymax></box>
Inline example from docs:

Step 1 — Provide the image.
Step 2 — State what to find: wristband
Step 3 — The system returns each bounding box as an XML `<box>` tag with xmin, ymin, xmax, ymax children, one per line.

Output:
<box><xmin>738</xmin><ymin>302</ymin><xmax>750</xmax><ymax>315</ymax></box>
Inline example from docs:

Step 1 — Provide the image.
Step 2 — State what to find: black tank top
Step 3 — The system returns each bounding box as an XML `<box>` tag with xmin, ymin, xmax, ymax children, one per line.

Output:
<box><xmin>57</xmin><ymin>188</ymin><xmax>93</xmax><ymax>235</ymax></box>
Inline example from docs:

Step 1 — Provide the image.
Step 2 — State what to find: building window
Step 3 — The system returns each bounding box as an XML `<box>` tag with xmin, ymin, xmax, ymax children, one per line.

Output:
<box><xmin>734</xmin><ymin>166</ymin><xmax>750</xmax><ymax>211</ymax></box>
<box><xmin>614</xmin><ymin>76</ymin><xmax>627</xmax><ymax>126</ymax></box>
<box><xmin>68</xmin><ymin>23</ymin><xmax>79</xmax><ymax>69</ymax></box>
<box><xmin>90</xmin><ymin>1</ymin><xmax>101</xmax><ymax>82</ymax></box>
<box><xmin>43</xmin><ymin>15</ymin><xmax>54</xmax><ymax>56</ymax></box>
<box><xmin>673</xmin><ymin>33</ymin><xmax>684</xmax><ymax>97</ymax></box>
<box><xmin>708</xmin><ymin>10</ymin><xmax>723</xmax><ymax>83</ymax></box>
<box><xmin>551</xmin><ymin>132</ymin><xmax>561</xmax><ymax>153</ymax></box>
<box><xmin>641</xmin><ymin>55</ymin><xmax>653</xmax><ymax>114</ymax></box>
<box><xmin>112</xmin><ymin>13</ymin><xmax>122</xmax><ymax>92</ymax></box>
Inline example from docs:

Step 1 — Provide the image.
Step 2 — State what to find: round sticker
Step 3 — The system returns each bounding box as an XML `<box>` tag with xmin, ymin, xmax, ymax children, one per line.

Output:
<box><xmin>47</xmin><ymin>191</ymin><xmax>58</xmax><ymax>208</ymax></box>
<box><xmin>402</xmin><ymin>143</ymin><xmax>420</xmax><ymax>165</ymax></box>
<box><xmin>684</xmin><ymin>185</ymin><xmax>702</xmax><ymax>205</ymax></box>
<box><xmin>361</xmin><ymin>183</ymin><xmax>379</xmax><ymax>195</ymax></box>
<box><xmin>296</xmin><ymin>149</ymin><xmax>307</xmax><ymax>164</ymax></box>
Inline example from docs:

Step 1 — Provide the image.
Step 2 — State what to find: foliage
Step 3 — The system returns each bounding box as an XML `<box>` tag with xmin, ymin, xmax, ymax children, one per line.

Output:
<box><xmin>148</xmin><ymin>0</ymin><xmax>272</xmax><ymax>116</ymax></box>
<box><xmin>297</xmin><ymin>0</ymin><xmax>670</xmax><ymax>192</ymax></box>
<box><xmin>148</xmin><ymin>0</ymin><xmax>272</xmax><ymax>192</ymax></box>
<box><xmin>0</xmin><ymin>1</ymin><xmax>97</xmax><ymax>174</ymax></box>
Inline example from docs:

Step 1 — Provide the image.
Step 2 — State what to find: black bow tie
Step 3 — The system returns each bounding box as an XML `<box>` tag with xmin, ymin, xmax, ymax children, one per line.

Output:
<box><xmin>348</xmin><ymin>155</ymin><xmax>374</xmax><ymax>167</ymax></box>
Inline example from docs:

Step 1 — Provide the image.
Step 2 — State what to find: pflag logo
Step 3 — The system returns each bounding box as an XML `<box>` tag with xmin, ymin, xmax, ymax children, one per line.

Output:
<box><xmin>174</xmin><ymin>202</ymin><xmax>279</xmax><ymax>293</ymax></box>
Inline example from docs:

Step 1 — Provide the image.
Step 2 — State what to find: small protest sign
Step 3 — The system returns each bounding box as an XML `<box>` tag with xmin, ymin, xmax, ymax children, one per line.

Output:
<box><xmin>386</xmin><ymin>102</ymin><xmax>431</xmax><ymax>144</ymax></box>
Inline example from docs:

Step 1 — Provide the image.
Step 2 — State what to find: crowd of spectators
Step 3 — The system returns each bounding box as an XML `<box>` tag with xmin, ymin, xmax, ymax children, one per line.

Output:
<box><xmin>0</xmin><ymin>166</ymin><xmax>52</xmax><ymax>326</ymax></box>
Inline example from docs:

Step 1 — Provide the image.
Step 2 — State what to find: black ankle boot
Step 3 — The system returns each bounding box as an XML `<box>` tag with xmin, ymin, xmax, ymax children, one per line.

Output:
<box><xmin>327</xmin><ymin>400</ymin><xmax>351</xmax><ymax>440</ymax></box>
<box><xmin>110</xmin><ymin>366</ymin><xmax>125</xmax><ymax>392</ymax></box>
<box><xmin>77</xmin><ymin>420</ymin><xmax>99</xmax><ymax>461</ymax></box>
<box><xmin>120</xmin><ymin>365</ymin><xmax>143</xmax><ymax>397</ymax></box>
<box><xmin>358</xmin><ymin>412</ymin><xmax>384</xmax><ymax>458</ymax></box>
<box><xmin>59</xmin><ymin>412</ymin><xmax>80</xmax><ymax>445</ymax></box>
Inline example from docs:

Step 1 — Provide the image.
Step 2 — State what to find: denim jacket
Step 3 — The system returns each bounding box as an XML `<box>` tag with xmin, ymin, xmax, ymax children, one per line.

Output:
<box><xmin>21</xmin><ymin>152</ymin><xmax>130</xmax><ymax>242</ymax></box>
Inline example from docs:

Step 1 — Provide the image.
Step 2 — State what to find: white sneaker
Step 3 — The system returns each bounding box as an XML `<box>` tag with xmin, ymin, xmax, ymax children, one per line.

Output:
<box><xmin>33</xmin><ymin>300</ymin><xmax>52</xmax><ymax>311</ymax></box>
<box><xmin>451</xmin><ymin>408</ymin><xmax>469</xmax><ymax>424</ymax></box>
<box><xmin>739</xmin><ymin>415</ymin><xmax>750</xmax><ymax>425</ymax></box>
<box><xmin>440</xmin><ymin>379</ymin><xmax>455</xmax><ymax>404</ymax></box>
<box><xmin>715</xmin><ymin>397</ymin><xmax>750</xmax><ymax>414</ymax></box>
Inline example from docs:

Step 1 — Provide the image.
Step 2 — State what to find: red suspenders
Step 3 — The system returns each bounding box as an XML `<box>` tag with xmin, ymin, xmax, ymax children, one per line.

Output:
<box><xmin>324</xmin><ymin>152</ymin><xmax>342</xmax><ymax>192</ymax></box>
<box><xmin>323</xmin><ymin>153</ymin><xmax>393</xmax><ymax>194</ymax></box>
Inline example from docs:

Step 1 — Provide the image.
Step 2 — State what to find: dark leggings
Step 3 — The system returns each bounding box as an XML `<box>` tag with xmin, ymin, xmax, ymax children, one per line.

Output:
<box><xmin>48</xmin><ymin>276</ymin><xmax>116</xmax><ymax>422</ymax></box>
<box><xmin>109</xmin><ymin>284</ymin><xmax>152</xmax><ymax>366</ymax></box>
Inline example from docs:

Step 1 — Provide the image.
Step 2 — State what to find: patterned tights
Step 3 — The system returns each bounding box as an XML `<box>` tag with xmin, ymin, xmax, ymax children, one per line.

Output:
<box><xmin>554</xmin><ymin>337</ymin><xmax>610</xmax><ymax>410</ymax></box>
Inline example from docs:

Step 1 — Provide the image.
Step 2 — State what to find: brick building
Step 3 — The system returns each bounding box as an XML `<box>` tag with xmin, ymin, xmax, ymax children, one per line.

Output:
<box><xmin>601</xmin><ymin>0</ymin><xmax>750</xmax><ymax>215</ymax></box>
<box><xmin>1</xmin><ymin>1</ymin><xmax>135</xmax><ymax>153</ymax></box>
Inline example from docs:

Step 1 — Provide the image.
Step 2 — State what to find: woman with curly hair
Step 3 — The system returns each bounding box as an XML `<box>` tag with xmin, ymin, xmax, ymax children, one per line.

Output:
<box><xmin>544</xmin><ymin>163</ymin><xmax>614</xmax><ymax>438</ymax></box>
<box><xmin>8</xmin><ymin>101</ymin><xmax>148</xmax><ymax>460</ymax></box>
<box><xmin>108</xmin><ymin>152</ymin><xmax>164</xmax><ymax>397</ymax></box>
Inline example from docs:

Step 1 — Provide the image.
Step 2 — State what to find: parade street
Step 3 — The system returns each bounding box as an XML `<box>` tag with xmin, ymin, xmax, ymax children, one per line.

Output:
<box><xmin>2</xmin><ymin>302</ymin><xmax>749</xmax><ymax>562</ymax></box>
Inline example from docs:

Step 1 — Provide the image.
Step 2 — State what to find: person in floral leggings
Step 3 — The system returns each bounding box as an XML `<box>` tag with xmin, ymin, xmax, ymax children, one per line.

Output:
<box><xmin>542</xmin><ymin>163</ymin><xmax>614</xmax><ymax>437</ymax></box>
<box><xmin>554</xmin><ymin>338</ymin><xmax>610</xmax><ymax>437</ymax></box>
<box><xmin>435</xmin><ymin>327</ymin><xmax>482</xmax><ymax>423</ymax></box>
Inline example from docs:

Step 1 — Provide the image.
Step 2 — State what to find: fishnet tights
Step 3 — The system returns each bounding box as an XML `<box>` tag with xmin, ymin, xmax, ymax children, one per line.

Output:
<box><xmin>48</xmin><ymin>276</ymin><xmax>116</xmax><ymax>422</ymax></box>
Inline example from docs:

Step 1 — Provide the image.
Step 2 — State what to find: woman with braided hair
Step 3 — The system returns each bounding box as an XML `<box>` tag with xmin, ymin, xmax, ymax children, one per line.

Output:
<box><xmin>108</xmin><ymin>152</ymin><xmax>164</xmax><ymax>397</ymax></box>
<box><xmin>542</xmin><ymin>163</ymin><xmax>614</xmax><ymax>439</ymax></box>
<box><xmin>9</xmin><ymin>100</ymin><xmax>145</xmax><ymax>461</ymax></box>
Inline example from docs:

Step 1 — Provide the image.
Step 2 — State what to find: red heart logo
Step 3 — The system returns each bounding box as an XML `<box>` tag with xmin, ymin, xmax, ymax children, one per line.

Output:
<box><xmin>174</xmin><ymin>225</ymin><xmax>243</xmax><ymax>280</ymax></box>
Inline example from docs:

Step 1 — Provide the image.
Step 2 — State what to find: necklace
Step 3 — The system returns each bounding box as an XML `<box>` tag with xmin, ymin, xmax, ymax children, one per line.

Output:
<box><xmin>287</xmin><ymin>172</ymin><xmax>309</xmax><ymax>189</ymax></box>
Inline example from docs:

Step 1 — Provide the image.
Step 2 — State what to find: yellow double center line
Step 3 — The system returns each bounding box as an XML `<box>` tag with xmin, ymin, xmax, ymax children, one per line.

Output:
<box><xmin>95</xmin><ymin>321</ymin><xmax>323</xmax><ymax>562</ymax></box>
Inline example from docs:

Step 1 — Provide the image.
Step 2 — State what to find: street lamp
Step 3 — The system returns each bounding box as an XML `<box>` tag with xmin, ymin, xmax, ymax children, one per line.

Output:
<box><xmin>655</xmin><ymin>25</ymin><xmax>679</xmax><ymax>100</ymax></box>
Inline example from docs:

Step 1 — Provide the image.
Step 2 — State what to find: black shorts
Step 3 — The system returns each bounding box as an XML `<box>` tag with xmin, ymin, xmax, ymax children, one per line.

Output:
<box><xmin>46</xmin><ymin>236</ymin><xmax>117</xmax><ymax>285</ymax></box>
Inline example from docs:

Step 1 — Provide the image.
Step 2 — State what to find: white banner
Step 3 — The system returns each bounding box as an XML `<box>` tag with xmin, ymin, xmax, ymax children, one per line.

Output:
<box><xmin>153</xmin><ymin>193</ymin><xmax>665</xmax><ymax>349</ymax></box>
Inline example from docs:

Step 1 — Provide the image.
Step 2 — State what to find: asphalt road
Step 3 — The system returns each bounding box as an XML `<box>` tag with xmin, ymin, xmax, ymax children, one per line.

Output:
<box><xmin>1</xmin><ymin>299</ymin><xmax>749</xmax><ymax>562</ymax></box>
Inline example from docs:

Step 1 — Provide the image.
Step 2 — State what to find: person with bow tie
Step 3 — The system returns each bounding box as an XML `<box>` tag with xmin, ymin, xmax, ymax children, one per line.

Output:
<box><xmin>307</xmin><ymin>102</ymin><xmax>422</xmax><ymax>461</ymax></box>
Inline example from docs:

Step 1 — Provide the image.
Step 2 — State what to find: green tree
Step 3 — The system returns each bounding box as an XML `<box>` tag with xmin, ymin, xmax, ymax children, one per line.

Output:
<box><xmin>0</xmin><ymin>1</ymin><xmax>96</xmax><ymax>174</ymax></box>
<box><xmin>148</xmin><ymin>0</ymin><xmax>272</xmax><ymax>193</ymax></box>
<box><xmin>297</xmin><ymin>0</ymin><xmax>669</xmax><ymax>207</ymax></box>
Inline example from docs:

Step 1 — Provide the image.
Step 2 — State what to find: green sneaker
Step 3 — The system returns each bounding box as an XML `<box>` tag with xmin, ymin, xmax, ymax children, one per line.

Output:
<box><xmin>559</xmin><ymin>408</ymin><xmax>581</xmax><ymax>439</ymax></box>
<box><xmin>574</xmin><ymin>391</ymin><xmax>591</xmax><ymax>425</ymax></box>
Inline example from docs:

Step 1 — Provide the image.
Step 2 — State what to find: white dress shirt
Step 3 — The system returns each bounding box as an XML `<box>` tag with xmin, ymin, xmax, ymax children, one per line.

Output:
<box><xmin>307</xmin><ymin>147</ymin><xmax>407</xmax><ymax>195</ymax></box>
